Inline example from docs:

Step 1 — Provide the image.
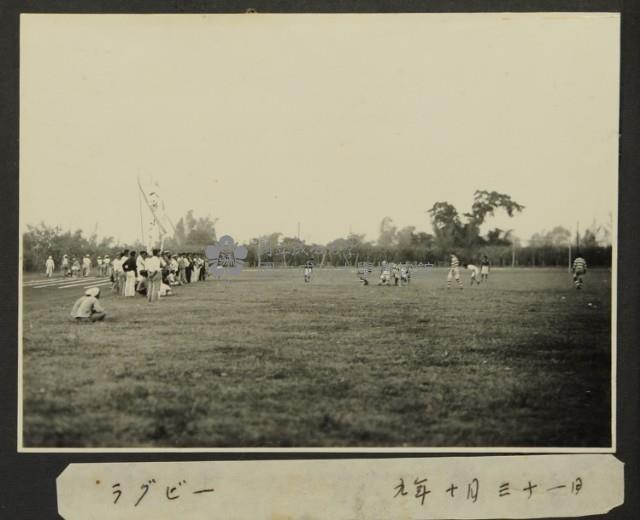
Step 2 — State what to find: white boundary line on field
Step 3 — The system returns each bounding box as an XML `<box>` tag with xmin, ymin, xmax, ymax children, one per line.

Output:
<box><xmin>56</xmin><ymin>279</ymin><xmax>104</xmax><ymax>289</ymax></box>
<box><xmin>29</xmin><ymin>277</ymin><xmax>103</xmax><ymax>288</ymax></box>
<box><xmin>25</xmin><ymin>275</ymin><xmax>102</xmax><ymax>284</ymax></box>
<box><xmin>25</xmin><ymin>278</ymin><xmax>70</xmax><ymax>286</ymax></box>
<box><xmin>82</xmin><ymin>282</ymin><xmax>111</xmax><ymax>289</ymax></box>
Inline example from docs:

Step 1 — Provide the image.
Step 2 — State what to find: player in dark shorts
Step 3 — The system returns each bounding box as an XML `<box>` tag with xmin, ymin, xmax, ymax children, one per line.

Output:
<box><xmin>480</xmin><ymin>255</ymin><xmax>490</xmax><ymax>282</ymax></box>
<box><xmin>304</xmin><ymin>260</ymin><xmax>314</xmax><ymax>283</ymax></box>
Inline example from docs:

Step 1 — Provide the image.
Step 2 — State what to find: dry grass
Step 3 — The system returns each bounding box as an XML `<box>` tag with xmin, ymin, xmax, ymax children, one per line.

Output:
<box><xmin>21</xmin><ymin>267</ymin><xmax>611</xmax><ymax>448</ymax></box>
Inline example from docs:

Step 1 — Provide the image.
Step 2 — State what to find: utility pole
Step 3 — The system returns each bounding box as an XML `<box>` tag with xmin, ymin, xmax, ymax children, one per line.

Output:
<box><xmin>257</xmin><ymin>238</ymin><xmax>261</xmax><ymax>268</ymax></box>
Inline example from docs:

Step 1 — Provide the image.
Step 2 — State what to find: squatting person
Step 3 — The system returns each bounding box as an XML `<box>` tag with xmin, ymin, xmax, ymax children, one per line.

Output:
<box><xmin>70</xmin><ymin>287</ymin><xmax>106</xmax><ymax>322</ymax></box>
<box><xmin>465</xmin><ymin>263</ymin><xmax>481</xmax><ymax>286</ymax></box>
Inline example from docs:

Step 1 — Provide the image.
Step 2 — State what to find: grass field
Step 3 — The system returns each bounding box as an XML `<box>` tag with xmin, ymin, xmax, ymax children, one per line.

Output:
<box><xmin>21</xmin><ymin>267</ymin><xmax>612</xmax><ymax>448</ymax></box>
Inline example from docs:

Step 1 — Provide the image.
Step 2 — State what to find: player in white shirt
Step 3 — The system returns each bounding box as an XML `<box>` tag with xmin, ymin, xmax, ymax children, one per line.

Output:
<box><xmin>465</xmin><ymin>264</ymin><xmax>481</xmax><ymax>286</ymax></box>
<box><xmin>45</xmin><ymin>256</ymin><xmax>55</xmax><ymax>277</ymax></box>
<box><xmin>82</xmin><ymin>255</ymin><xmax>91</xmax><ymax>277</ymax></box>
<box><xmin>303</xmin><ymin>260</ymin><xmax>314</xmax><ymax>283</ymax></box>
<box><xmin>378</xmin><ymin>261</ymin><xmax>391</xmax><ymax>285</ymax></box>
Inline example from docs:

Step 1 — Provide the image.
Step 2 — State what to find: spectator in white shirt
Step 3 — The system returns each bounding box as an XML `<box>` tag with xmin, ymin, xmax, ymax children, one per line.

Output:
<box><xmin>111</xmin><ymin>253</ymin><xmax>123</xmax><ymax>294</ymax></box>
<box><xmin>82</xmin><ymin>255</ymin><xmax>92</xmax><ymax>277</ymax></box>
<box><xmin>117</xmin><ymin>250</ymin><xmax>129</xmax><ymax>296</ymax></box>
<box><xmin>145</xmin><ymin>249</ymin><xmax>162</xmax><ymax>302</ymax></box>
<box><xmin>136</xmin><ymin>251</ymin><xmax>147</xmax><ymax>291</ymax></box>
<box><xmin>45</xmin><ymin>256</ymin><xmax>55</xmax><ymax>278</ymax></box>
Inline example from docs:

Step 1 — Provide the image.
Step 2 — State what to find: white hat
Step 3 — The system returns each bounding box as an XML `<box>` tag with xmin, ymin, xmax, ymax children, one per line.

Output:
<box><xmin>85</xmin><ymin>287</ymin><xmax>100</xmax><ymax>297</ymax></box>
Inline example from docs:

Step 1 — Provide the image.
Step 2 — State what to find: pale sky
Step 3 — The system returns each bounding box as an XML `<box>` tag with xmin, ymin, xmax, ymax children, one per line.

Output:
<box><xmin>20</xmin><ymin>13</ymin><xmax>620</xmax><ymax>246</ymax></box>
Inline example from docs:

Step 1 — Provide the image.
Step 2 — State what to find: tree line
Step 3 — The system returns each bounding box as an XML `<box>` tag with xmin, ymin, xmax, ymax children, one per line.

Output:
<box><xmin>22</xmin><ymin>191</ymin><xmax>612</xmax><ymax>271</ymax></box>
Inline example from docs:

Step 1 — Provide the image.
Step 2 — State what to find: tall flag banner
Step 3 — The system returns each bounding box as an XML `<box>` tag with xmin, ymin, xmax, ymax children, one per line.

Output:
<box><xmin>137</xmin><ymin>176</ymin><xmax>170</xmax><ymax>252</ymax></box>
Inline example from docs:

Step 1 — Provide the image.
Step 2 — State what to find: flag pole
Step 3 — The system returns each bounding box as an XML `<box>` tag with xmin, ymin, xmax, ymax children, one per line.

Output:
<box><xmin>138</xmin><ymin>187</ymin><xmax>145</xmax><ymax>245</ymax></box>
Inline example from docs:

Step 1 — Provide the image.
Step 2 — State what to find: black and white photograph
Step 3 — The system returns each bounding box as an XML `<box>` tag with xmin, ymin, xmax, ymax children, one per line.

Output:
<box><xmin>19</xmin><ymin>12</ymin><xmax>619</xmax><ymax>450</ymax></box>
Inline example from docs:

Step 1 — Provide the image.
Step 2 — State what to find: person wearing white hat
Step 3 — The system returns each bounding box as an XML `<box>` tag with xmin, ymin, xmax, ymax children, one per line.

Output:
<box><xmin>45</xmin><ymin>256</ymin><xmax>55</xmax><ymax>278</ymax></box>
<box><xmin>70</xmin><ymin>287</ymin><xmax>106</xmax><ymax>322</ymax></box>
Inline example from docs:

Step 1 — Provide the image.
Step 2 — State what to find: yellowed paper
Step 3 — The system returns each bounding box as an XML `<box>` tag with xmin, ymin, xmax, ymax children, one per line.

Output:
<box><xmin>57</xmin><ymin>455</ymin><xmax>623</xmax><ymax>519</ymax></box>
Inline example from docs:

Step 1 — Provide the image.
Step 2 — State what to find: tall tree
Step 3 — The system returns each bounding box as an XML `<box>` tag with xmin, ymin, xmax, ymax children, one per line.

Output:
<box><xmin>542</xmin><ymin>226</ymin><xmax>572</xmax><ymax>246</ymax></box>
<box><xmin>166</xmin><ymin>210</ymin><xmax>218</xmax><ymax>249</ymax></box>
<box><xmin>173</xmin><ymin>218</ymin><xmax>187</xmax><ymax>247</ymax></box>
<box><xmin>378</xmin><ymin>217</ymin><xmax>397</xmax><ymax>247</ymax></box>
<box><xmin>396</xmin><ymin>226</ymin><xmax>417</xmax><ymax>249</ymax></box>
<box><xmin>428</xmin><ymin>190</ymin><xmax>524</xmax><ymax>256</ymax></box>
<box><xmin>428</xmin><ymin>201</ymin><xmax>463</xmax><ymax>255</ymax></box>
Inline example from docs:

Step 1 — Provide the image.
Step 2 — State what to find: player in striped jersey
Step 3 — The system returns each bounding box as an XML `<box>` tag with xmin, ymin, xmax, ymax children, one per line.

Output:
<box><xmin>379</xmin><ymin>261</ymin><xmax>391</xmax><ymax>285</ymax></box>
<box><xmin>392</xmin><ymin>263</ymin><xmax>401</xmax><ymax>286</ymax></box>
<box><xmin>447</xmin><ymin>253</ymin><xmax>463</xmax><ymax>289</ymax></box>
<box><xmin>400</xmin><ymin>263</ymin><xmax>410</xmax><ymax>285</ymax></box>
<box><xmin>572</xmin><ymin>253</ymin><xmax>587</xmax><ymax>289</ymax></box>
